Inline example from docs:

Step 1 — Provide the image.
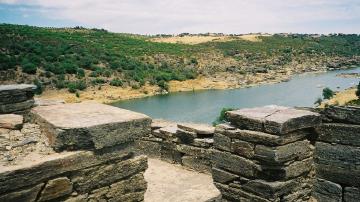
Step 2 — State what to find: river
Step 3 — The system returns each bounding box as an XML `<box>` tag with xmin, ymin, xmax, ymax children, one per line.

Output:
<box><xmin>112</xmin><ymin>68</ymin><xmax>360</xmax><ymax>124</ymax></box>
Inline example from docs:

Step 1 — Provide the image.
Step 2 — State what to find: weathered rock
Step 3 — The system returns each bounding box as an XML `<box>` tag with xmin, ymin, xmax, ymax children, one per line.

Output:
<box><xmin>212</xmin><ymin>150</ymin><xmax>259</xmax><ymax>178</ymax></box>
<box><xmin>181</xmin><ymin>156</ymin><xmax>211</xmax><ymax>172</ymax></box>
<box><xmin>158</xmin><ymin>126</ymin><xmax>178</xmax><ymax>140</ymax></box>
<box><xmin>312</xmin><ymin>178</ymin><xmax>342</xmax><ymax>202</ymax></box>
<box><xmin>177</xmin><ymin>144</ymin><xmax>211</xmax><ymax>158</ymax></box>
<box><xmin>0</xmin><ymin>183</ymin><xmax>44</xmax><ymax>202</ymax></box>
<box><xmin>344</xmin><ymin>187</ymin><xmax>360</xmax><ymax>202</ymax></box>
<box><xmin>231</xmin><ymin>139</ymin><xmax>255</xmax><ymax>159</ymax></box>
<box><xmin>241</xmin><ymin>179</ymin><xmax>299</xmax><ymax>199</ymax></box>
<box><xmin>30</xmin><ymin>103</ymin><xmax>151</xmax><ymax>151</ymax></box>
<box><xmin>175</xmin><ymin>129</ymin><xmax>196</xmax><ymax>144</ymax></box>
<box><xmin>34</xmin><ymin>98</ymin><xmax>65</xmax><ymax>106</ymax></box>
<box><xmin>71</xmin><ymin>155</ymin><xmax>147</xmax><ymax>193</ymax></box>
<box><xmin>0</xmin><ymin>114</ymin><xmax>23</xmax><ymax>129</ymax></box>
<box><xmin>322</xmin><ymin>106</ymin><xmax>360</xmax><ymax>124</ymax></box>
<box><xmin>0</xmin><ymin>99</ymin><xmax>35</xmax><ymax>114</ymax></box>
<box><xmin>213</xmin><ymin>133</ymin><xmax>231</xmax><ymax>152</ymax></box>
<box><xmin>315</xmin><ymin>142</ymin><xmax>360</xmax><ymax>186</ymax></box>
<box><xmin>227</xmin><ymin>105</ymin><xmax>321</xmax><ymax>134</ymax></box>
<box><xmin>106</xmin><ymin>174</ymin><xmax>146</xmax><ymax>201</ymax></box>
<box><xmin>259</xmin><ymin>158</ymin><xmax>313</xmax><ymax>181</ymax></box>
<box><xmin>254</xmin><ymin>140</ymin><xmax>313</xmax><ymax>164</ymax></box>
<box><xmin>64</xmin><ymin>194</ymin><xmax>88</xmax><ymax>202</ymax></box>
<box><xmin>212</xmin><ymin>167</ymin><xmax>239</xmax><ymax>184</ymax></box>
<box><xmin>214</xmin><ymin>182</ymin><xmax>270</xmax><ymax>202</ymax></box>
<box><xmin>151</xmin><ymin>119</ymin><xmax>176</xmax><ymax>130</ymax></box>
<box><xmin>216</xmin><ymin>124</ymin><xmax>310</xmax><ymax>146</ymax></box>
<box><xmin>0</xmin><ymin>146</ymin><xmax>132</xmax><ymax>194</ymax></box>
<box><xmin>177</xmin><ymin>122</ymin><xmax>215</xmax><ymax>135</ymax></box>
<box><xmin>316</xmin><ymin>123</ymin><xmax>360</xmax><ymax>147</ymax></box>
<box><xmin>38</xmin><ymin>177</ymin><xmax>73</xmax><ymax>201</ymax></box>
<box><xmin>161</xmin><ymin>142</ymin><xmax>182</xmax><ymax>164</ymax></box>
<box><xmin>282</xmin><ymin>188</ymin><xmax>312</xmax><ymax>202</ymax></box>
<box><xmin>0</xmin><ymin>84</ymin><xmax>36</xmax><ymax>105</ymax></box>
<box><xmin>192</xmin><ymin>138</ymin><xmax>213</xmax><ymax>148</ymax></box>
<box><xmin>134</xmin><ymin>140</ymin><xmax>161</xmax><ymax>158</ymax></box>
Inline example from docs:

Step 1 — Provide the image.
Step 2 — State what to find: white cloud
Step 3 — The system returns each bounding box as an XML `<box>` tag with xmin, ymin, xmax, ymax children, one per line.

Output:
<box><xmin>1</xmin><ymin>0</ymin><xmax>360</xmax><ymax>34</ymax></box>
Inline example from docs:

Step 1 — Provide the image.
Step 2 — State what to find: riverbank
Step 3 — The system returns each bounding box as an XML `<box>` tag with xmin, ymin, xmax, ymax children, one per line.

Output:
<box><xmin>38</xmin><ymin>70</ymin><xmax>296</xmax><ymax>103</ymax></box>
<box><xmin>320</xmin><ymin>87</ymin><xmax>358</xmax><ymax>107</ymax></box>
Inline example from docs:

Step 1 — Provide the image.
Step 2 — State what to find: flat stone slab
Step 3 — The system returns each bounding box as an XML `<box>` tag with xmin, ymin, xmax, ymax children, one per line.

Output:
<box><xmin>227</xmin><ymin>105</ymin><xmax>321</xmax><ymax>134</ymax></box>
<box><xmin>177</xmin><ymin>123</ymin><xmax>215</xmax><ymax>135</ymax></box>
<box><xmin>30</xmin><ymin>103</ymin><xmax>151</xmax><ymax>151</ymax></box>
<box><xmin>34</xmin><ymin>98</ymin><xmax>65</xmax><ymax>107</ymax></box>
<box><xmin>0</xmin><ymin>84</ymin><xmax>36</xmax><ymax>105</ymax></box>
<box><xmin>0</xmin><ymin>114</ymin><xmax>23</xmax><ymax>129</ymax></box>
<box><xmin>151</xmin><ymin>119</ymin><xmax>177</xmax><ymax>130</ymax></box>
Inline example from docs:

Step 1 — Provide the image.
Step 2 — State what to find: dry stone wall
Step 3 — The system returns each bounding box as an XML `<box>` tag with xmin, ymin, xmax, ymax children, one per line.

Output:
<box><xmin>312</xmin><ymin>106</ymin><xmax>360</xmax><ymax>202</ymax></box>
<box><xmin>135</xmin><ymin>119</ymin><xmax>215</xmax><ymax>173</ymax></box>
<box><xmin>0</xmin><ymin>85</ymin><xmax>150</xmax><ymax>202</ymax></box>
<box><xmin>211</xmin><ymin>105</ymin><xmax>320</xmax><ymax>202</ymax></box>
<box><xmin>0</xmin><ymin>84</ymin><xmax>36</xmax><ymax>114</ymax></box>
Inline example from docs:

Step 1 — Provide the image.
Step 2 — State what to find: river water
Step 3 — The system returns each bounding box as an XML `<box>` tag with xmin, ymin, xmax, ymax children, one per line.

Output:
<box><xmin>113</xmin><ymin>68</ymin><xmax>360</xmax><ymax>124</ymax></box>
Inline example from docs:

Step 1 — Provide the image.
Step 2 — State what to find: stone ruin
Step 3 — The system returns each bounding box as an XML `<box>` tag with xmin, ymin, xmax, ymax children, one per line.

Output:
<box><xmin>0</xmin><ymin>84</ymin><xmax>359</xmax><ymax>202</ymax></box>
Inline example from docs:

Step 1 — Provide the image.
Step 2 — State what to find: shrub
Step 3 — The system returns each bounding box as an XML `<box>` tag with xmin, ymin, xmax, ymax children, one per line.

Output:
<box><xmin>33</xmin><ymin>79</ymin><xmax>44</xmax><ymax>95</ymax></box>
<box><xmin>67</xmin><ymin>80</ymin><xmax>87</xmax><ymax>93</ymax></box>
<box><xmin>157</xmin><ymin>80</ymin><xmax>169</xmax><ymax>91</ymax></box>
<box><xmin>314</xmin><ymin>97</ymin><xmax>323</xmax><ymax>106</ymax></box>
<box><xmin>91</xmin><ymin>78</ymin><xmax>106</xmax><ymax>85</ymax></box>
<box><xmin>55</xmin><ymin>79</ymin><xmax>67</xmax><ymax>89</ymax></box>
<box><xmin>22</xmin><ymin>63</ymin><xmax>37</xmax><ymax>74</ymax></box>
<box><xmin>323</xmin><ymin>87</ymin><xmax>334</xmax><ymax>100</ymax></box>
<box><xmin>212</xmin><ymin>107</ymin><xmax>236</xmax><ymax>126</ymax></box>
<box><xmin>110</xmin><ymin>79</ymin><xmax>123</xmax><ymax>87</ymax></box>
<box><xmin>61</xmin><ymin>62</ymin><xmax>78</xmax><ymax>74</ymax></box>
<box><xmin>76</xmin><ymin>68</ymin><xmax>85</xmax><ymax>78</ymax></box>
<box><xmin>75</xmin><ymin>92</ymin><xmax>80</xmax><ymax>98</ymax></box>
<box><xmin>67</xmin><ymin>83</ymin><xmax>77</xmax><ymax>93</ymax></box>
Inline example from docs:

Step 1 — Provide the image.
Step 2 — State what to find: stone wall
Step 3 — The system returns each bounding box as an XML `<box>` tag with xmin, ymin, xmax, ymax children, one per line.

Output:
<box><xmin>211</xmin><ymin>105</ymin><xmax>320</xmax><ymax>202</ymax></box>
<box><xmin>135</xmin><ymin>119</ymin><xmax>215</xmax><ymax>173</ymax></box>
<box><xmin>0</xmin><ymin>84</ymin><xmax>36</xmax><ymax>114</ymax></box>
<box><xmin>0</xmin><ymin>85</ymin><xmax>151</xmax><ymax>202</ymax></box>
<box><xmin>312</xmin><ymin>106</ymin><xmax>360</xmax><ymax>202</ymax></box>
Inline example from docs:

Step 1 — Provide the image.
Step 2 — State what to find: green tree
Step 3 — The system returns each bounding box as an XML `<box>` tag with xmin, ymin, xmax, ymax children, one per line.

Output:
<box><xmin>323</xmin><ymin>87</ymin><xmax>334</xmax><ymax>100</ymax></box>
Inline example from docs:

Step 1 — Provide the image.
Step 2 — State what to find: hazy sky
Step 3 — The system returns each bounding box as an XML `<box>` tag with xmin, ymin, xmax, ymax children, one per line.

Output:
<box><xmin>0</xmin><ymin>0</ymin><xmax>359</xmax><ymax>34</ymax></box>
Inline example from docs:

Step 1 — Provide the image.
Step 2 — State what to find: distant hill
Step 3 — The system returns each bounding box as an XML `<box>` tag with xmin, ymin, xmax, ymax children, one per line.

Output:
<box><xmin>1</xmin><ymin>24</ymin><xmax>359</xmax><ymax>95</ymax></box>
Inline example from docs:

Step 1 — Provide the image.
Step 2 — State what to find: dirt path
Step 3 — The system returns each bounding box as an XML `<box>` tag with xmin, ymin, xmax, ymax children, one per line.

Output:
<box><xmin>144</xmin><ymin>158</ymin><xmax>220</xmax><ymax>202</ymax></box>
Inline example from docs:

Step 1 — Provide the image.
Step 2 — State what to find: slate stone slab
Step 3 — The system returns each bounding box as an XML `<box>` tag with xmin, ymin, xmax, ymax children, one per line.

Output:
<box><xmin>344</xmin><ymin>187</ymin><xmax>360</xmax><ymax>202</ymax></box>
<box><xmin>0</xmin><ymin>99</ymin><xmax>35</xmax><ymax>114</ymax></box>
<box><xmin>38</xmin><ymin>177</ymin><xmax>73</xmax><ymax>201</ymax></box>
<box><xmin>30</xmin><ymin>103</ymin><xmax>151</xmax><ymax>151</ymax></box>
<box><xmin>322</xmin><ymin>106</ymin><xmax>360</xmax><ymax>124</ymax></box>
<box><xmin>177</xmin><ymin>122</ymin><xmax>215</xmax><ymax>135</ymax></box>
<box><xmin>315</xmin><ymin>142</ymin><xmax>360</xmax><ymax>186</ymax></box>
<box><xmin>226</xmin><ymin>105</ymin><xmax>321</xmax><ymax>135</ymax></box>
<box><xmin>0</xmin><ymin>84</ymin><xmax>36</xmax><ymax>105</ymax></box>
<box><xmin>316</xmin><ymin>123</ymin><xmax>360</xmax><ymax>147</ymax></box>
<box><xmin>0</xmin><ymin>114</ymin><xmax>23</xmax><ymax>129</ymax></box>
<box><xmin>312</xmin><ymin>178</ymin><xmax>342</xmax><ymax>202</ymax></box>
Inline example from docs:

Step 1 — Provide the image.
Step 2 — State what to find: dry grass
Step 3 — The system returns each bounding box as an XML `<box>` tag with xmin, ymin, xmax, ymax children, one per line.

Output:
<box><xmin>320</xmin><ymin>87</ymin><xmax>358</xmax><ymax>107</ymax></box>
<box><xmin>150</xmin><ymin>34</ymin><xmax>270</xmax><ymax>45</ymax></box>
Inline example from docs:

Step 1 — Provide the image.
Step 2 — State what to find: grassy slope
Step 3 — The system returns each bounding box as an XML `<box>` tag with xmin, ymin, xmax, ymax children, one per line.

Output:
<box><xmin>1</xmin><ymin>24</ymin><xmax>360</xmax><ymax>95</ymax></box>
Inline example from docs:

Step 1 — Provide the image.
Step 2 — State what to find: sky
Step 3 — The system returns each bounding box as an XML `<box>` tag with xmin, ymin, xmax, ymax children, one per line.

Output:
<box><xmin>0</xmin><ymin>0</ymin><xmax>359</xmax><ymax>34</ymax></box>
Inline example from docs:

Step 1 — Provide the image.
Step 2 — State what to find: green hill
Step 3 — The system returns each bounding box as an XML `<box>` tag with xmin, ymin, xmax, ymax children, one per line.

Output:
<box><xmin>0</xmin><ymin>24</ymin><xmax>359</xmax><ymax>94</ymax></box>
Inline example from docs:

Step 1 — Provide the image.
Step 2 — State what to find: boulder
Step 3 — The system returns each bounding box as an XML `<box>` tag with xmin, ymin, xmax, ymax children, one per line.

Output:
<box><xmin>0</xmin><ymin>114</ymin><xmax>23</xmax><ymax>129</ymax></box>
<box><xmin>227</xmin><ymin>105</ymin><xmax>321</xmax><ymax>135</ymax></box>
<box><xmin>30</xmin><ymin>103</ymin><xmax>151</xmax><ymax>151</ymax></box>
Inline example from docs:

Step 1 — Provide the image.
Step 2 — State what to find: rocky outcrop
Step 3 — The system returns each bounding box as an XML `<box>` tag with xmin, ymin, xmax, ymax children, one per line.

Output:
<box><xmin>212</xmin><ymin>106</ymin><xmax>318</xmax><ymax>202</ymax></box>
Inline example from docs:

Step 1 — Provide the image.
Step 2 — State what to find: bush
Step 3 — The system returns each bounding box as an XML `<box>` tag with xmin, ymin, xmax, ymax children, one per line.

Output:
<box><xmin>76</xmin><ymin>68</ymin><xmax>85</xmax><ymax>78</ymax></box>
<box><xmin>213</xmin><ymin>107</ymin><xmax>236</xmax><ymax>126</ymax></box>
<box><xmin>22</xmin><ymin>63</ymin><xmax>37</xmax><ymax>74</ymax></box>
<box><xmin>110</xmin><ymin>78</ymin><xmax>123</xmax><ymax>87</ymax></box>
<box><xmin>33</xmin><ymin>79</ymin><xmax>44</xmax><ymax>95</ymax></box>
<box><xmin>157</xmin><ymin>80</ymin><xmax>169</xmax><ymax>91</ymax></box>
<box><xmin>323</xmin><ymin>87</ymin><xmax>334</xmax><ymax>100</ymax></box>
<box><xmin>91</xmin><ymin>78</ymin><xmax>106</xmax><ymax>85</ymax></box>
<box><xmin>67</xmin><ymin>80</ymin><xmax>87</xmax><ymax>93</ymax></box>
<box><xmin>314</xmin><ymin>97</ymin><xmax>323</xmax><ymax>106</ymax></box>
<box><xmin>61</xmin><ymin>62</ymin><xmax>78</xmax><ymax>74</ymax></box>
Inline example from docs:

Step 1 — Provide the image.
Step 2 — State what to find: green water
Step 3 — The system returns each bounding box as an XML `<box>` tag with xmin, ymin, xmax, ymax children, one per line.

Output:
<box><xmin>113</xmin><ymin>68</ymin><xmax>360</xmax><ymax>124</ymax></box>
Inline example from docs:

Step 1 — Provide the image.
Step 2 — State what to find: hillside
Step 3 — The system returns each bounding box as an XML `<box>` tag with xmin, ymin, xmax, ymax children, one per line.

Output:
<box><xmin>1</xmin><ymin>24</ymin><xmax>360</xmax><ymax>102</ymax></box>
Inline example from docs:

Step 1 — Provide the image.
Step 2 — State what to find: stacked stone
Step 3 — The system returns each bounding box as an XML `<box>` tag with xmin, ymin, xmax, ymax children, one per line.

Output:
<box><xmin>0</xmin><ymin>102</ymin><xmax>151</xmax><ymax>202</ymax></box>
<box><xmin>0</xmin><ymin>84</ymin><xmax>36</xmax><ymax>114</ymax></box>
<box><xmin>176</xmin><ymin>123</ymin><xmax>214</xmax><ymax>172</ymax></box>
<box><xmin>212</xmin><ymin>105</ymin><xmax>320</xmax><ymax>202</ymax></box>
<box><xmin>312</xmin><ymin>106</ymin><xmax>360</xmax><ymax>202</ymax></box>
<box><xmin>136</xmin><ymin>120</ymin><xmax>215</xmax><ymax>172</ymax></box>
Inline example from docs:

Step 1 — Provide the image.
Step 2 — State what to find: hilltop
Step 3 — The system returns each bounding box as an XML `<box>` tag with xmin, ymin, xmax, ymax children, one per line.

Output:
<box><xmin>1</xmin><ymin>24</ymin><xmax>359</xmax><ymax>102</ymax></box>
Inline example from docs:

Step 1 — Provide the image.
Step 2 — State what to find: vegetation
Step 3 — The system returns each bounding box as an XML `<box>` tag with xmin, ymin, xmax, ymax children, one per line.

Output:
<box><xmin>356</xmin><ymin>81</ymin><xmax>360</xmax><ymax>99</ymax></box>
<box><xmin>323</xmin><ymin>87</ymin><xmax>335</xmax><ymax>100</ymax></box>
<box><xmin>314</xmin><ymin>97</ymin><xmax>323</xmax><ymax>106</ymax></box>
<box><xmin>213</xmin><ymin>107</ymin><xmax>236</xmax><ymax>126</ymax></box>
<box><xmin>1</xmin><ymin>24</ymin><xmax>360</xmax><ymax>95</ymax></box>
